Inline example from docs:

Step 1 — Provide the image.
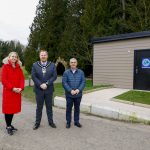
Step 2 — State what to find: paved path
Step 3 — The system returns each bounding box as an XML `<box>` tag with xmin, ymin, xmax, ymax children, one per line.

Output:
<box><xmin>82</xmin><ymin>88</ymin><xmax>150</xmax><ymax>116</ymax></box>
<box><xmin>1</xmin><ymin>84</ymin><xmax>150</xmax><ymax>149</ymax></box>
<box><xmin>82</xmin><ymin>88</ymin><xmax>129</xmax><ymax>105</ymax></box>
<box><xmin>25</xmin><ymin>76</ymin><xmax>62</xmax><ymax>86</ymax></box>
<box><xmin>55</xmin><ymin>88</ymin><xmax>150</xmax><ymax>123</ymax></box>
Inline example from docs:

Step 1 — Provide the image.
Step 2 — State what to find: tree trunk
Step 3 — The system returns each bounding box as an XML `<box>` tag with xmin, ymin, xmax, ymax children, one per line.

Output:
<box><xmin>121</xmin><ymin>0</ymin><xmax>126</xmax><ymax>19</ymax></box>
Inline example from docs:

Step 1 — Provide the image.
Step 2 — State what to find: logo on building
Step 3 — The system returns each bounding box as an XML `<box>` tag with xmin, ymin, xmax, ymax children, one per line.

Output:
<box><xmin>142</xmin><ymin>58</ymin><xmax>150</xmax><ymax>68</ymax></box>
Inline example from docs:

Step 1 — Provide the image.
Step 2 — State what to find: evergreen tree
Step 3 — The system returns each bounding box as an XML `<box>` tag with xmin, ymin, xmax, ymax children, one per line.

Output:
<box><xmin>28</xmin><ymin>0</ymin><xmax>67</xmax><ymax>61</ymax></box>
<box><xmin>24</xmin><ymin>47</ymin><xmax>38</xmax><ymax>73</ymax></box>
<box><xmin>27</xmin><ymin>0</ymin><xmax>150</xmax><ymax>73</ymax></box>
<box><xmin>60</xmin><ymin>0</ymin><xmax>86</xmax><ymax>64</ymax></box>
<box><xmin>126</xmin><ymin>0</ymin><xmax>150</xmax><ymax>31</ymax></box>
<box><xmin>0</xmin><ymin>40</ymin><xmax>24</xmax><ymax>67</ymax></box>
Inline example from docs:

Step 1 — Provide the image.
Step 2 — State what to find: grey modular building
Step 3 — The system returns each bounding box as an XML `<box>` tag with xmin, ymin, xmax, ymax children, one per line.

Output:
<box><xmin>92</xmin><ymin>31</ymin><xmax>150</xmax><ymax>90</ymax></box>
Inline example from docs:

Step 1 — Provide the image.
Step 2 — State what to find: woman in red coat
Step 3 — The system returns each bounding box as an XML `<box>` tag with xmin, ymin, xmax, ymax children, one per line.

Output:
<box><xmin>1</xmin><ymin>52</ymin><xmax>24</xmax><ymax>135</ymax></box>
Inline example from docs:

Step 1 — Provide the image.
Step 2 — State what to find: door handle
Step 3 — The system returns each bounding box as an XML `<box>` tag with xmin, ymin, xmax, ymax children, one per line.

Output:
<box><xmin>135</xmin><ymin>66</ymin><xmax>138</xmax><ymax>74</ymax></box>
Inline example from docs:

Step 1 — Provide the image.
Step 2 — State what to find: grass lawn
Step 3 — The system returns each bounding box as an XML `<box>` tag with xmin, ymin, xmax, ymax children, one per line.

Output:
<box><xmin>22</xmin><ymin>67</ymin><xmax>30</xmax><ymax>79</ymax></box>
<box><xmin>115</xmin><ymin>90</ymin><xmax>150</xmax><ymax>105</ymax></box>
<box><xmin>23</xmin><ymin>80</ymin><xmax>112</xmax><ymax>103</ymax></box>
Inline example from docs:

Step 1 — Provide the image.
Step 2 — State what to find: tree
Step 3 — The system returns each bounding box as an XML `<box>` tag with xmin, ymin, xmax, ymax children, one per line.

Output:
<box><xmin>24</xmin><ymin>47</ymin><xmax>38</xmax><ymax>73</ymax></box>
<box><xmin>80</xmin><ymin>0</ymin><xmax>125</xmax><ymax>66</ymax></box>
<box><xmin>27</xmin><ymin>0</ymin><xmax>150</xmax><ymax>74</ymax></box>
<box><xmin>28</xmin><ymin>0</ymin><xmax>67</xmax><ymax>61</ymax></box>
<box><xmin>126</xmin><ymin>0</ymin><xmax>150</xmax><ymax>31</ymax></box>
<box><xmin>0</xmin><ymin>40</ymin><xmax>24</xmax><ymax>67</ymax></box>
<box><xmin>60</xmin><ymin>0</ymin><xmax>87</xmax><ymax>65</ymax></box>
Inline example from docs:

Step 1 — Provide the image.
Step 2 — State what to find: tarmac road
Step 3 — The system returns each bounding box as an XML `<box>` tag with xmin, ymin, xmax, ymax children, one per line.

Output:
<box><xmin>0</xmin><ymin>84</ymin><xmax>150</xmax><ymax>150</ymax></box>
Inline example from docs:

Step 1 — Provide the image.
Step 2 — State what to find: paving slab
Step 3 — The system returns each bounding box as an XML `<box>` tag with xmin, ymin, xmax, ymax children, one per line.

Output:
<box><xmin>54</xmin><ymin>88</ymin><xmax>150</xmax><ymax>123</ymax></box>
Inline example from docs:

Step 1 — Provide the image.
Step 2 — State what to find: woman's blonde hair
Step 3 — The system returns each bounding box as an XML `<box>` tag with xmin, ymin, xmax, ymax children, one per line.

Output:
<box><xmin>2</xmin><ymin>51</ymin><xmax>22</xmax><ymax>66</ymax></box>
<box><xmin>8</xmin><ymin>51</ymin><xmax>20</xmax><ymax>60</ymax></box>
<box><xmin>8</xmin><ymin>51</ymin><xmax>22</xmax><ymax>66</ymax></box>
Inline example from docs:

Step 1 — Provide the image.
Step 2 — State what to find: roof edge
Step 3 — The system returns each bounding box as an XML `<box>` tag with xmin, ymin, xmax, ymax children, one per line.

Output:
<box><xmin>91</xmin><ymin>31</ymin><xmax>150</xmax><ymax>44</ymax></box>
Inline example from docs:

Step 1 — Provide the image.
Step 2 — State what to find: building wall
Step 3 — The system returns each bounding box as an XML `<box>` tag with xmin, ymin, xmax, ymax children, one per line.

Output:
<box><xmin>93</xmin><ymin>37</ymin><xmax>150</xmax><ymax>89</ymax></box>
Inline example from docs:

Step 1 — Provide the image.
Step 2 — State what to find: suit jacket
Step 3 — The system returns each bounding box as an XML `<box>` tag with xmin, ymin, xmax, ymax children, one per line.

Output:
<box><xmin>62</xmin><ymin>69</ymin><xmax>86</xmax><ymax>98</ymax></box>
<box><xmin>31</xmin><ymin>61</ymin><xmax>57</xmax><ymax>93</ymax></box>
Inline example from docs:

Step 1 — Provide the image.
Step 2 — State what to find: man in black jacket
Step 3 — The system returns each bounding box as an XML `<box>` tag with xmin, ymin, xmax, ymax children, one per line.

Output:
<box><xmin>32</xmin><ymin>50</ymin><xmax>57</xmax><ymax>130</ymax></box>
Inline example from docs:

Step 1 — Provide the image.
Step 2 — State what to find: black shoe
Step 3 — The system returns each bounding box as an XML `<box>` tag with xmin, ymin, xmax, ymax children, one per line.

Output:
<box><xmin>33</xmin><ymin>123</ymin><xmax>40</xmax><ymax>130</ymax></box>
<box><xmin>66</xmin><ymin>123</ymin><xmax>70</xmax><ymax>129</ymax></box>
<box><xmin>74</xmin><ymin>122</ymin><xmax>82</xmax><ymax>128</ymax></box>
<box><xmin>49</xmin><ymin>122</ymin><xmax>56</xmax><ymax>128</ymax></box>
<box><xmin>10</xmin><ymin>125</ymin><xmax>18</xmax><ymax>131</ymax></box>
<box><xmin>6</xmin><ymin>126</ymin><xmax>13</xmax><ymax>135</ymax></box>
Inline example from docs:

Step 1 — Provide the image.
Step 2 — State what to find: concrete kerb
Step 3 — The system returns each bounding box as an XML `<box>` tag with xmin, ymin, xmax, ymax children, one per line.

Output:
<box><xmin>80</xmin><ymin>102</ymin><xmax>91</xmax><ymax>113</ymax></box>
<box><xmin>111</xmin><ymin>98</ymin><xmax>150</xmax><ymax>109</ymax></box>
<box><xmin>54</xmin><ymin>96</ymin><xmax>91</xmax><ymax>113</ymax></box>
<box><xmin>118</xmin><ymin>110</ymin><xmax>150</xmax><ymax>124</ymax></box>
<box><xmin>54</xmin><ymin>96</ymin><xmax>66</xmax><ymax>109</ymax></box>
<box><xmin>90</xmin><ymin>105</ymin><xmax>119</xmax><ymax>120</ymax></box>
<box><xmin>54</xmin><ymin>96</ymin><xmax>150</xmax><ymax>124</ymax></box>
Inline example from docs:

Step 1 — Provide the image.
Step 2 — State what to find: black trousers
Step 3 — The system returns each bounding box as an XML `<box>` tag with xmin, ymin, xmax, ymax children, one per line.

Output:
<box><xmin>5</xmin><ymin>114</ymin><xmax>14</xmax><ymax>127</ymax></box>
<box><xmin>66</xmin><ymin>97</ymin><xmax>81</xmax><ymax>124</ymax></box>
<box><xmin>35</xmin><ymin>90</ymin><xmax>53</xmax><ymax>125</ymax></box>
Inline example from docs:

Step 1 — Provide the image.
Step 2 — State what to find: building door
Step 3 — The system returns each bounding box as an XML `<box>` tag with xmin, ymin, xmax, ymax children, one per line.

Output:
<box><xmin>134</xmin><ymin>50</ymin><xmax>150</xmax><ymax>90</ymax></box>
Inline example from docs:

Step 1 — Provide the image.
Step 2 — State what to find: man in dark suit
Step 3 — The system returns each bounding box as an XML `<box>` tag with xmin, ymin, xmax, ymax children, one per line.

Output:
<box><xmin>62</xmin><ymin>58</ymin><xmax>86</xmax><ymax>129</ymax></box>
<box><xmin>32</xmin><ymin>50</ymin><xmax>57</xmax><ymax>130</ymax></box>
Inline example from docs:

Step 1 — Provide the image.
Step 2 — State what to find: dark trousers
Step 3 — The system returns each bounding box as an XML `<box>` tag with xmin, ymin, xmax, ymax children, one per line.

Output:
<box><xmin>35</xmin><ymin>90</ymin><xmax>53</xmax><ymax>125</ymax></box>
<box><xmin>66</xmin><ymin>97</ymin><xmax>81</xmax><ymax>124</ymax></box>
<box><xmin>5</xmin><ymin>114</ymin><xmax>14</xmax><ymax>127</ymax></box>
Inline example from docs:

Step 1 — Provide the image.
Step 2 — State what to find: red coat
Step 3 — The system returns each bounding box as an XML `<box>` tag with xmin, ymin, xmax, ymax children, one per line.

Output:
<box><xmin>1</xmin><ymin>59</ymin><xmax>24</xmax><ymax>114</ymax></box>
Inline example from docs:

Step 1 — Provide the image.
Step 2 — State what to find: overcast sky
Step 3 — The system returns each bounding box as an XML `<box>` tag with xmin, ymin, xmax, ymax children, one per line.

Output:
<box><xmin>0</xmin><ymin>0</ymin><xmax>39</xmax><ymax>45</ymax></box>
